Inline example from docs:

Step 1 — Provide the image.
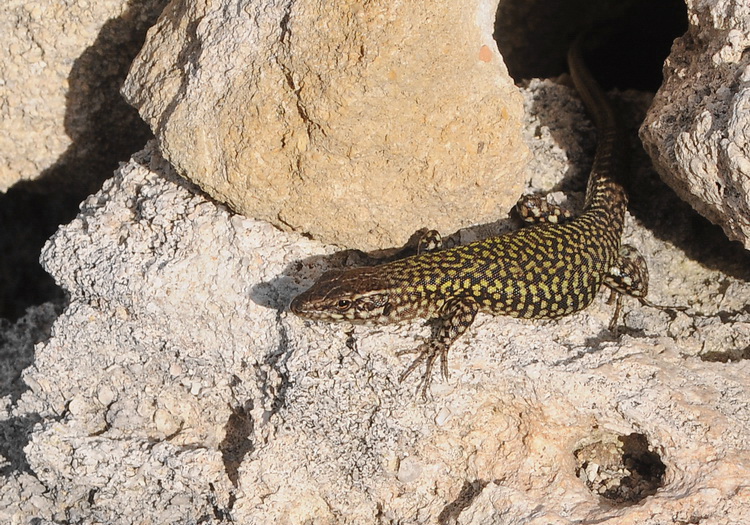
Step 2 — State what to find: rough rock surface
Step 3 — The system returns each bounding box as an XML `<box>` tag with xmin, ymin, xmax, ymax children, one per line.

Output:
<box><xmin>640</xmin><ymin>0</ymin><xmax>750</xmax><ymax>249</ymax></box>
<box><xmin>122</xmin><ymin>0</ymin><xmax>529</xmax><ymax>251</ymax></box>
<box><xmin>2</xmin><ymin>77</ymin><xmax>750</xmax><ymax>523</ymax></box>
<box><xmin>0</xmin><ymin>0</ymin><xmax>163</xmax><ymax>193</ymax></box>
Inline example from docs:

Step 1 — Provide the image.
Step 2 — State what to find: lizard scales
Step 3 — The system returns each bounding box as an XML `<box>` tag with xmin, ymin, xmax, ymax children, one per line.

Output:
<box><xmin>291</xmin><ymin>35</ymin><xmax>649</xmax><ymax>392</ymax></box>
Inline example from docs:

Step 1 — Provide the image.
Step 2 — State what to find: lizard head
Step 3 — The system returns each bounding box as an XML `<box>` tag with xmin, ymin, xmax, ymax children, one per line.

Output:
<box><xmin>290</xmin><ymin>267</ymin><xmax>395</xmax><ymax>323</ymax></box>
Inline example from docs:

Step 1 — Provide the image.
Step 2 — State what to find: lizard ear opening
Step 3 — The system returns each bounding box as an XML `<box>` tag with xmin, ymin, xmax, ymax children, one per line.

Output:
<box><xmin>354</xmin><ymin>293</ymin><xmax>389</xmax><ymax>313</ymax></box>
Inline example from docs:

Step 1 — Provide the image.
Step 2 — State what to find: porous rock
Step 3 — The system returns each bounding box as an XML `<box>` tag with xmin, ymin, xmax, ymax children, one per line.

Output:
<box><xmin>640</xmin><ymin>0</ymin><xmax>750</xmax><ymax>249</ymax></box>
<box><xmin>2</xmin><ymin>77</ymin><xmax>749</xmax><ymax>523</ymax></box>
<box><xmin>122</xmin><ymin>0</ymin><xmax>529</xmax><ymax>250</ymax></box>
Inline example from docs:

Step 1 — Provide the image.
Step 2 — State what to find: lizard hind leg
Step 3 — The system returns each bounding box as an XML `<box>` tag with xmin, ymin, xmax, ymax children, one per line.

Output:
<box><xmin>397</xmin><ymin>296</ymin><xmax>479</xmax><ymax>398</ymax></box>
<box><xmin>603</xmin><ymin>244</ymin><xmax>649</xmax><ymax>332</ymax></box>
<box><xmin>604</xmin><ymin>245</ymin><xmax>685</xmax><ymax>331</ymax></box>
<box><xmin>515</xmin><ymin>194</ymin><xmax>575</xmax><ymax>225</ymax></box>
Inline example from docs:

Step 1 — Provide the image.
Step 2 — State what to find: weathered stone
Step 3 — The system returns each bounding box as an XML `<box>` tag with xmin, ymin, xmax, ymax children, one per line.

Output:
<box><xmin>0</xmin><ymin>0</ymin><xmax>163</xmax><ymax>193</ymax></box>
<box><xmin>122</xmin><ymin>0</ymin><xmax>529</xmax><ymax>251</ymax></box>
<box><xmin>640</xmin><ymin>0</ymin><xmax>750</xmax><ymax>249</ymax></box>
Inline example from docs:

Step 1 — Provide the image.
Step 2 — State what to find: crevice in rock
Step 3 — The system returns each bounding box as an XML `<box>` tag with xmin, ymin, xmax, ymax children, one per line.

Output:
<box><xmin>264</xmin><ymin>310</ymin><xmax>294</xmax><ymax>417</ymax></box>
<box><xmin>0</xmin><ymin>302</ymin><xmax>62</xmax><ymax>404</ymax></box>
<box><xmin>276</xmin><ymin>1</ymin><xmax>323</xmax><ymax>143</ymax></box>
<box><xmin>0</xmin><ymin>0</ymin><xmax>167</xmax><ymax>322</ymax></box>
<box><xmin>700</xmin><ymin>344</ymin><xmax>750</xmax><ymax>363</ymax></box>
<box><xmin>208</xmin><ymin>481</ymin><xmax>235</xmax><ymax>521</ymax></box>
<box><xmin>495</xmin><ymin>0</ymin><xmax>688</xmax><ymax>91</ymax></box>
<box><xmin>219</xmin><ymin>396</ymin><xmax>255</xmax><ymax>488</ymax></box>
<box><xmin>437</xmin><ymin>479</ymin><xmax>489</xmax><ymax>524</ymax></box>
<box><xmin>0</xmin><ymin>413</ymin><xmax>43</xmax><ymax>476</ymax></box>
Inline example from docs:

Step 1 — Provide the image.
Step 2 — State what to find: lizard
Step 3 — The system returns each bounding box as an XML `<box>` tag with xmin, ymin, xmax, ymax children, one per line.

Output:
<box><xmin>290</xmin><ymin>34</ymin><xmax>655</xmax><ymax>396</ymax></box>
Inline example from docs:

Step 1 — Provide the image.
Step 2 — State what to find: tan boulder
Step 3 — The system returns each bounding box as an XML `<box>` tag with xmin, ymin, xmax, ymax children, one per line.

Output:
<box><xmin>122</xmin><ymin>0</ymin><xmax>529</xmax><ymax>250</ymax></box>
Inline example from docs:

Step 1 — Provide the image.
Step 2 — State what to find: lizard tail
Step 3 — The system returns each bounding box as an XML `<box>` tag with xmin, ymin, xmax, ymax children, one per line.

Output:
<box><xmin>568</xmin><ymin>33</ymin><xmax>629</xmax><ymax>214</ymax></box>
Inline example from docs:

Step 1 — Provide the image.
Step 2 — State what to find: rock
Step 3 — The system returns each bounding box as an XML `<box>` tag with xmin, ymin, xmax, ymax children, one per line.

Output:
<box><xmin>122</xmin><ymin>0</ymin><xmax>529</xmax><ymax>251</ymax></box>
<box><xmin>2</xmin><ymin>77</ymin><xmax>749</xmax><ymax>522</ymax></box>
<box><xmin>640</xmin><ymin>0</ymin><xmax>750</xmax><ymax>249</ymax></box>
<box><xmin>0</xmin><ymin>303</ymin><xmax>61</xmax><ymax>403</ymax></box>
<box><xmin>0</xmin><ymin>0</ymin><xmax>163</xmax><ymax>193</ymax></box>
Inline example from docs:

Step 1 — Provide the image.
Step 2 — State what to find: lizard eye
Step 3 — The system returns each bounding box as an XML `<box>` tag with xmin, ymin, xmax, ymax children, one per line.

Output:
<box><xmin>335</xmin><ymin>299</ymin><xmax>352</xmax><ymax>310</ymax></box>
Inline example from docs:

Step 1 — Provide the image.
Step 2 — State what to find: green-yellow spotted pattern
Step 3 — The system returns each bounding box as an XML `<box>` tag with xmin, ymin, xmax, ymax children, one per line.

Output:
<box><xmin>292</xmin><ymin>203</ymin><xmax>625</xmax><ymax>324</ymax></box>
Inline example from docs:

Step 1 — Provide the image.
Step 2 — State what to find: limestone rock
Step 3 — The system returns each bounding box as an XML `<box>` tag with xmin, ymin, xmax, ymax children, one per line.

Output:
<box><xmin>0</xmin><ymin>0</ymin><xmax>164</xmax><ymax>193</ymax></box>
<box><xmin>2</xmin><ymin>76</ymin><xmax>749</xmax><ymax>522</ymax></box>
<box><xmin>122</xmin><ymin>0</ymin><xmax>529</xmax><ymax>251</ymax></box>
<box><xmin>640</xmin><ymin>0</ymin><xmax>750</xmax><ymax>249</ymax></box>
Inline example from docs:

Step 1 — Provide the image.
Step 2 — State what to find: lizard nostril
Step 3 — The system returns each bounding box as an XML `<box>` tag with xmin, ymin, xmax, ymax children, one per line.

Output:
<box><xmin>289</xmin><ymin>294</ymin><xmax>305</xmax><ymax>315</ymax></box>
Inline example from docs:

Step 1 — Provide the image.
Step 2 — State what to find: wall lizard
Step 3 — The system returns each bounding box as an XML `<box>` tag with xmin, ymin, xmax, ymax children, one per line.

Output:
<box><xmin>291</xmin><ymin>35</ymin><xmax>655</xmax><ymax>395</ymax></box>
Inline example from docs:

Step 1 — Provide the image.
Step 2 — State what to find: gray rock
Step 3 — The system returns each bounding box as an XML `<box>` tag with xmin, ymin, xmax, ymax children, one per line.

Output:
<box><xmin>640</xmin><ymin>0</ymin><xmax>750</xmax><ymax>249</ymax></box>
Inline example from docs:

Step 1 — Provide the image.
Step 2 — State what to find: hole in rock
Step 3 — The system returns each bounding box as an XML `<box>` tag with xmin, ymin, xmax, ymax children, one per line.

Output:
<box><xmin>574</xmin><ymin>431</ymin><xmax>666</xmax><ymax>504</ymax></box>
<box><xmin>495</xmin><ymin>0</ymin><xmax>688</xmax><ymax>91</ymax></box>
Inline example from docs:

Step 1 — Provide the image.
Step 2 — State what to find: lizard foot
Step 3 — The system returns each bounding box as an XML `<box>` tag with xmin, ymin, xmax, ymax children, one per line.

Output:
<box><xmin>515</xmin><ymin>194</ymin><xmax>574</xmax><ymax>225</ymax></box>
<box><xmin>397</xmin><ymin>341</ymin><xmax>449</xmax><ymax>399</ymax></box>
<box><xmin>607</xmin><ymin>289</ymin><xmax>687</xmax><ymax>334</ymax></box>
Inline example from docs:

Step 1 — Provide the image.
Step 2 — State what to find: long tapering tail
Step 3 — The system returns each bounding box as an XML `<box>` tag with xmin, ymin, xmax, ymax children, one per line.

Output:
<box><xmin>567</xmin><ymin>33</ymin><xmax>629</xmax><ymax>214</ymax></box>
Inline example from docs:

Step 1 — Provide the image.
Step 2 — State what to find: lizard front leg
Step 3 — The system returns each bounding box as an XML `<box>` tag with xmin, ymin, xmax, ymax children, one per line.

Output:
<box><xmin>415</xmin><ymin>229</ymin><xmax>443</xmax><ymax>254</ymax></box>
<box><xmin>604</xmin><ymin>245</ymin><xmax>685</xmax><ymax>331</ymax></box>
<box><xmin>363</xmin><ymin>229</ymin><xmax>443</xmax><ymax>265</ymax></box>
<box><xmin>398</xmin><ymin>296</ymin><xmax>479</xmax><ymax>397</ymax></box>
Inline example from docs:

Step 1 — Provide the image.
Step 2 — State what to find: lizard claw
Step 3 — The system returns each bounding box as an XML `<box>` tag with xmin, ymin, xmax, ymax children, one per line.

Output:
<box><xmin>397</xmin><ymin>341</ymin><xmax>449</xmax><ymax>398</ymax></box>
